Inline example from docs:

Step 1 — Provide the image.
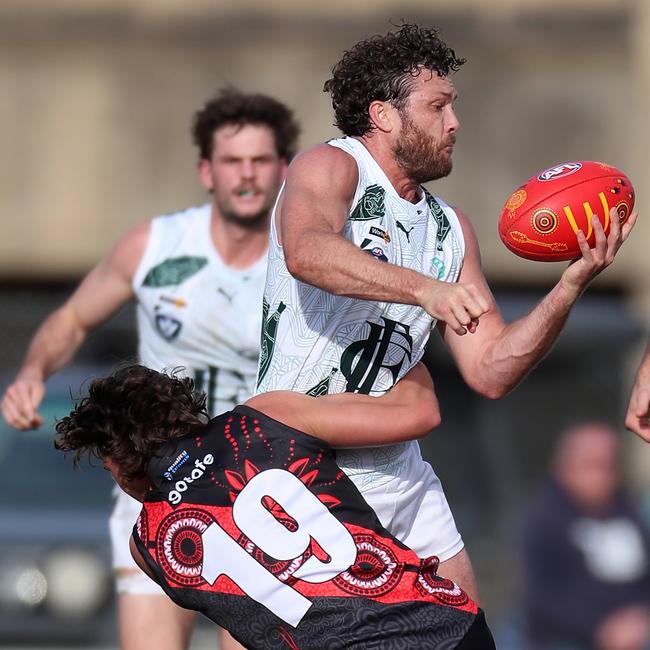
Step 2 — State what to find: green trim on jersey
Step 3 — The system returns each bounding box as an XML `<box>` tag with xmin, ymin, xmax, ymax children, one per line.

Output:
<box><xmin>424</xmin><ymin>189</ymin><xmax>452</xmax><ymax>251</ymax></box>
<box><xmin>141</xmin><ymin>256</ymin><xmax>208</xmax><ymax>287</ymax></box>
<box><xmin>257</xmin><ymin>299</ymin><xmax>287</xmax><ymax>388</ymax></box>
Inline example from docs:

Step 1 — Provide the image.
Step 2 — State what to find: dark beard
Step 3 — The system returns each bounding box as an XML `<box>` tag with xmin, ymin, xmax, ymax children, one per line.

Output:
<box><xmin>393</xmin><ymin>114</ymin><xmax>453</xmax><ymax>184</ymax></box>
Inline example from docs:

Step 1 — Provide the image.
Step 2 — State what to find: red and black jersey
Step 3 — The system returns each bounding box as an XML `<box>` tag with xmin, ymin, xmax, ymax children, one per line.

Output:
<box><xmin>132</xmin><ymin>405</ymin><xmax>494</xmax><ymax>649</ymax></box>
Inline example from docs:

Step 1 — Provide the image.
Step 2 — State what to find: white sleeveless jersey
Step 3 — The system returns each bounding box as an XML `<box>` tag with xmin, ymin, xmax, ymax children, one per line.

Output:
<box><xmin>133</xmin><ymin>204</ymin><xmax>267</xmax><ymax>417</ymax></box>
<box><xmin>256</xmin><ymin>137</ymin><xmax>465</xmax><ymax>480</ymax></box>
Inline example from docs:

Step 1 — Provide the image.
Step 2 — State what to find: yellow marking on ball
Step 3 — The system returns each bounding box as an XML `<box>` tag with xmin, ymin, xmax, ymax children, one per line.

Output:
<box><xmin>581</xmin><ymin>201</ymin><xmax>594</xmax><ymax>239</ymax></box>
<box><xmin>510</xmin><ymin>231</ymin><xmax>569</xmax><ymax>251</ymax></box>
<box><xmin>599</xmin><ymin>192</ymin><xmax>610</xmax><ymax>231</ymax></box>
<box><xmin>564</xmin><ymin>205</ymin><xmax>580</xmax><ymax>236</ymax></box>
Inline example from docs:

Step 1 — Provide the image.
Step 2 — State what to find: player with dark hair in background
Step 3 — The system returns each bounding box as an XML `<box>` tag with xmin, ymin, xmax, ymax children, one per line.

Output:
<box><xmin>55</xmin><ymin>363</ymin><xmax>495</xmax><ymax>649</ymax></box>
<box><xmin>1</xmin><ymin>88</ymin><xmax>300</xmax><ymax>650</ymax></box>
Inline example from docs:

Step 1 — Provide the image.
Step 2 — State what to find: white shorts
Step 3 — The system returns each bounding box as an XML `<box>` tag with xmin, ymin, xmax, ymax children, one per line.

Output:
<box><xmin>335</xmin><ymin>440</ymin><xmax>463</xmax><ymax>561</ymax></box>
<box><xmin>109</xmin><ymin>487</ymin><xmax>166</xmax><ymax>595</ymax></box>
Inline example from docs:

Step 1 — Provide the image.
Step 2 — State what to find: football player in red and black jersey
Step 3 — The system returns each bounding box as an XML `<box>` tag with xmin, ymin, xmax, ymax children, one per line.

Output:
<box><xmin>55</xmin><ymin>364</ymin><xmax>494</xmax><ymax>649</ymax></box>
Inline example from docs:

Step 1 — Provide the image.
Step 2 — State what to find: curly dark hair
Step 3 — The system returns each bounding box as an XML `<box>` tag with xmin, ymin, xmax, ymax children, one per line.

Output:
<box><xmin>54</xmin><ymin>365</ymin><xmax>208</xmax><ymax>482</ymax></box>
<box><xmin>323</xmin><ymin>23</ymin><xmax>466</xmax><ymax>137</ymax></box>
<box><xmin>191</xmin><ymin>87</ymin><xmax>301</xmax><ymax>161</ymax></box>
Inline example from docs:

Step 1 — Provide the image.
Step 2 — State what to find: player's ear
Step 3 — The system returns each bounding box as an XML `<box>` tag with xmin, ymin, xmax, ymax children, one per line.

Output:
<box><xmin>368</xmin><ymin>100</ymin><xmax>398</xmax><ymax>134</ymax></box>
<box><xmin>198</xmin><ymin>158</ymin><xmax>214</xmax><ymax>192</ymax></box>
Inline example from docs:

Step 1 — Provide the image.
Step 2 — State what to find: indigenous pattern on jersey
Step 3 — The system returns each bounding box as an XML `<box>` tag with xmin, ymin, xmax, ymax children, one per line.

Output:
<box><xmin>133</xmin><ymin>204</ymin><xmax>267</xmax><ymax>416</ymax></box>
<box><xmin>133</xmin><ymin>407</ymin><xmax>492</xmax><ymax>649</ymax></box>
<box><xmin>256</xmin><ymin>136</ymin><xmax>465</xmax><ymax>483</ymax></box>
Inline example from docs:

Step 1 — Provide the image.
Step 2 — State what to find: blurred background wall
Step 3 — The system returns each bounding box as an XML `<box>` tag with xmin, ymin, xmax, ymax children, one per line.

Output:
<box><xmin>1</xmin><ymin>0</ymin><xmax>649</xmax><ymax>290</ymax></box>
<box><xmin>1</xmin><ymin>0</ymin><xmax>649</xmax><ymax>645</ymax></box>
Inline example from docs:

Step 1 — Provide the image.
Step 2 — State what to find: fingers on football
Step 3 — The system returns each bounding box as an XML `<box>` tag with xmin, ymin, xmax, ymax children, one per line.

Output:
<box><xmin>608</xmin><ymin>207</ymin><xmax>621</xmax><ymax>238</ymax></box>
<box><xmin>576</xmin><ymin>229</ymin><xmax>592</xmax><ymax>259</ymax></box>
<box><xmin>621</xmin><ymin>210</ymin><xmax>638</xmax><ymax>241</ymax></box>
<box><xmin>593</xmin><ymin>214</ymin><xmax>607</xmax><ymax>242</ymax></box>
<box><xmin>589</xmin><ymin>215</ymin><xmax>608</xmax><ymax>262</ymax></box>
<box><xmin>603</xmin><ymin>209</ymin><xmax>623</xmax><ymax>263</ymax></box>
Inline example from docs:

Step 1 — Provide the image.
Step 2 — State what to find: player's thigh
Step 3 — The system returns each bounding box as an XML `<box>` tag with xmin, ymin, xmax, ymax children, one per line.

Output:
<box><xmin>438</xmin><ymin>548</ymin><xmax>479</xmax><ymax>603</ymax></box>
<box><xmin>118</xmin><ymin>591</ymin><xmax>196</xmax><ymax>650</ymax></box>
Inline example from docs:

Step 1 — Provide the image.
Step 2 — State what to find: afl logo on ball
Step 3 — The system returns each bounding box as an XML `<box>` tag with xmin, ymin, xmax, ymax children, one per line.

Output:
<box><xmin>537</xmin><ymin>162</ymin><xmax>582</xmax><ymax>182</ymax></box>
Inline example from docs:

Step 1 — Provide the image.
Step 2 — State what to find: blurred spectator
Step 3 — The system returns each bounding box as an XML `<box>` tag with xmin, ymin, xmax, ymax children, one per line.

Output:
<box><xmin>521</xmin><ymin>422</ymin><xmax>650</xmax><ymax>650</ymax></box>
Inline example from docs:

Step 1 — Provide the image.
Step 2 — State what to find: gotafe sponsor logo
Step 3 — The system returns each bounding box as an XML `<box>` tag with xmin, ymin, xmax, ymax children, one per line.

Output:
<box><xmin>537</xmin><ymin>162</ymin><xmax>582</xmax><ymax>182</ymax></box>
<box><xmin>168</xmin><ymin>454</ymin><xmax>214</xmax><ymax>505</ymax></box>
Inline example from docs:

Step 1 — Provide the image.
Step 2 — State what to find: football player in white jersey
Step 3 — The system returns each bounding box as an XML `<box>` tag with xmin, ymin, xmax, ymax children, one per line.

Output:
<box><xmin>1</xmin><ymin>88</ymin><xmax>300</xmax><ymax>650</ymax></box>
<box><xmin>258</xmin><ymin>23</ymin><xmax>636</xmax><ymax>602</ymax></box>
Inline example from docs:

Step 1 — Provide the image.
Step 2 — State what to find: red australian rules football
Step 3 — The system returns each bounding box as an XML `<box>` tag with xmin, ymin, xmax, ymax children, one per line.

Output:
<box><xmin>498</xmin><ymin>161</ymin><xmax>635</xmax><ymax>261</ymax></box>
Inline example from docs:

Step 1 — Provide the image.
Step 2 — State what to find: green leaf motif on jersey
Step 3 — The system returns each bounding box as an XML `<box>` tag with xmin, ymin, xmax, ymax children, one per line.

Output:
<box><xmin>257</xmin><ymin>299</ymin><xmax>286</xmax><ymax>388</ymax></box>
<box><xmin>142</xmin><ymin>256</ymin><xmax>209</xmax><ymax>288</ymax></box>
<box><xmin>424</xmin><ymin>189</ymin><xmax>451</xmax><ymax>251</ymax></box>
<box><xmin>305</xmin><ymin>368</ymin><xmax>338</xmax><ymax>397</ymax></box>
<box><xmin>350</xmin><ymin>184</ymin><xmax>386</xmax><ymax>221</ymax></box>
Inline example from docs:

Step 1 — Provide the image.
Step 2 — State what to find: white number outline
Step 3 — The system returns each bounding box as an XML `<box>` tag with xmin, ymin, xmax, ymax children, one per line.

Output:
<box><xmin>199</xmin><ymin>468</ymin><xmax>357</xmax><ymax>627</ymax></box>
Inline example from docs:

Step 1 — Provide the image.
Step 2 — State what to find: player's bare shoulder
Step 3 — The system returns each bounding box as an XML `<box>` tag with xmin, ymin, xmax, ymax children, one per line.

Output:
<box><xmin>447</xmin><ymin>205</ymin><xmax>474</xmax><ymax>232</ymax></box>
<box><xmin>280</xmin><ymin>143</ymin><xmax>360</xmax><ymax>238</ymax></box>
<box><xmin>286</xmin><ymin>142</ymin><xmax>359</xmax><ymax>198</ymax></box>
<box><xmin>105</xmin><ymin>220</ymin><xmax>152</xmax><ymax>280</ymax></box>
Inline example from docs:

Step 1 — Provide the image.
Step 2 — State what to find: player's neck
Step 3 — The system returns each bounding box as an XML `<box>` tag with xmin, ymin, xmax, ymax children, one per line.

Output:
<box><xmin>209</xmin><ymin>210</ymin><xmax>269</xmax><ymax>269</ymax></box>
<box><xmin>358</xmin><ymin>135</ymin><xmax>421</xmax><ymax>203</ymax></box>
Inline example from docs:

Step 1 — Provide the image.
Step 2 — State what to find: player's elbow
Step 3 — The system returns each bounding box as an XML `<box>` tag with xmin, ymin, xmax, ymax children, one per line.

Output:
<box><xmin>468</xmin><ymin>377</ymin><xmax>513</xmax><ymax>400</ymax></box>
<box><xmin>284</xmin><ymin>242</ymin><xmax>311</xmax><ymax>281</ymax></box>
<box><xmin>483</xmin><ymin>386</ymin><xmax>510</xmax><ymax>400</ymax></box>
<box><xmin>408</xmin><ymin>399</ymin><xmax>442</xmax><ymax>440</ymax></box>
<box><xmin>284</xmin><ymin>235</ymin><xmax>334</xmax><ymax>287</ymax></box>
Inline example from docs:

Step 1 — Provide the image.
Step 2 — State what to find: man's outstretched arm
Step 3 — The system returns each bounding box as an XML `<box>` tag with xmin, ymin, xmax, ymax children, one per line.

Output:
<box><xmin>441</xmin><ymin>206</ymin><xmax>636</xmax><ymax>399</ymax></box>
<box><xmin>626</xmin><ymin>339</ymin><xmax>650</xmax><ymax>440</ymax></box>
<box><xmin>246</xmin><ymin>362</ymin><xmax>440</xmax><ymax>446</ymax></box>
<box><xmin>1</xmin><ymin>222</ymin><xmax>149</xmax><ymax>430</ymax></box>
